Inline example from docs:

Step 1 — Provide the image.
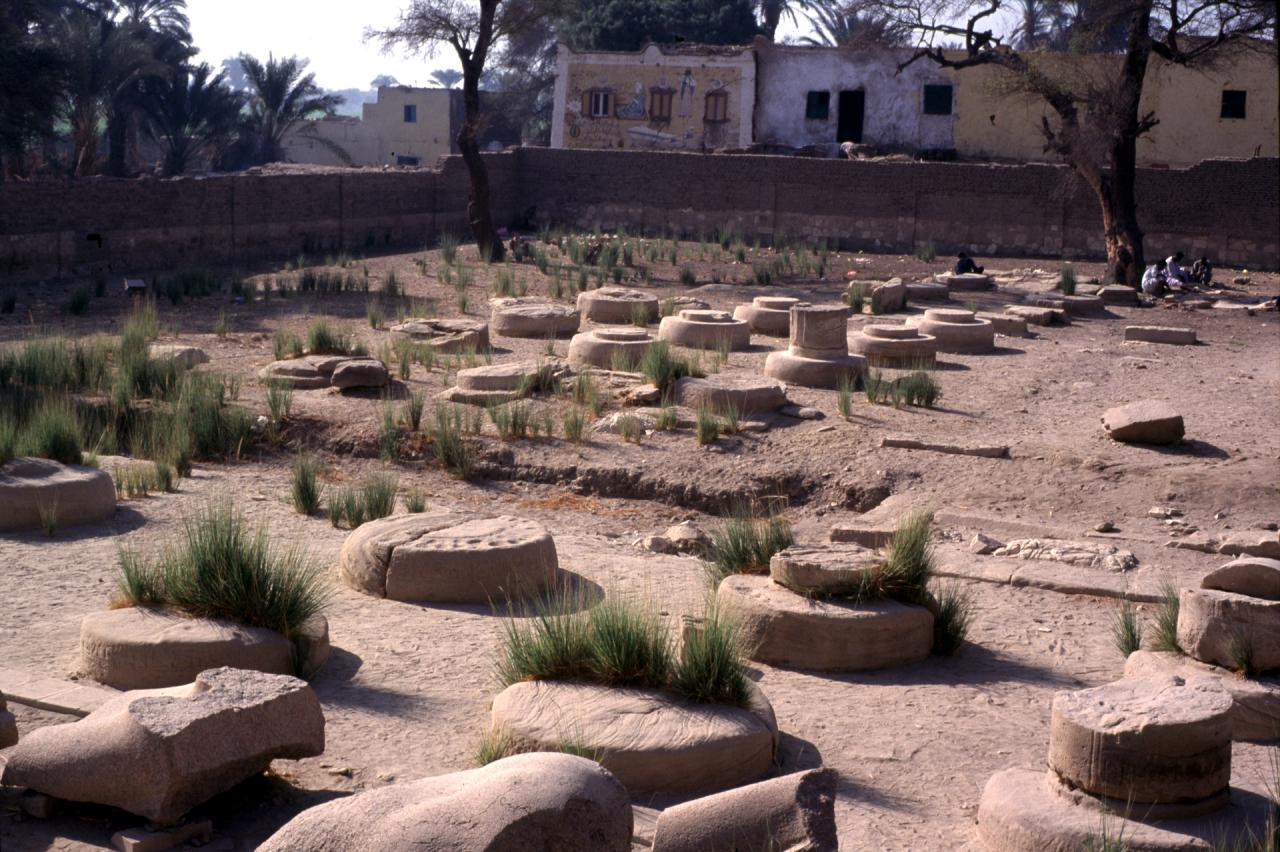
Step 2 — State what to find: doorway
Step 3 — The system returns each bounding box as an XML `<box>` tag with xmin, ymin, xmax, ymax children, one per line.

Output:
<box><xmin>837</xmin><ymin>90</ymin><xmax>865</xmax><ymax>144</ymax></box>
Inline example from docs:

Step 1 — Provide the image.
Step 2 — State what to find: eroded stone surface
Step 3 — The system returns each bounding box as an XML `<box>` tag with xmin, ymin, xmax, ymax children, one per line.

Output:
<box><xmin>674</xmin><ymin>375</ymin><xmax>787</xmax><ymax>413</ymax></box>
<box><xmin>1177</xmin><ymin>588</ymin><xmax>1279</xmax><ymax>672</ymax></box>
<box><xmin>1202</xmin><ymin>557</ymin><xmax>1280</xmax><ymax>600</ymax></box>
<box><xmin>339</xmin><ymin>512</ymin><xmax>559</xmax><ymax>603</ymax></box>
<box><xmin>1101</xmin><ymin>400</ymin><xmax>1185</xmax><ymax>445</ymax></box>
<box><xmin>0</xmin><ymin>691</ymin><xmax>16</xmax><ymax>748</ymax></box>
<box><xmin>489</xmin><ymin>680</ymin><xmax>777</xmax><ymax>794</ymax></box>
<box><xmin>490</xmin><ymin>298</ymin><xmax>581</xmax><ymax>338</ymax></box>
<box><xmin>0</xmin><ymin>667</ymin><xmax>324</xmax><ymax>824</ymax></box>
<box><xmin>567</xmin><ymin>327</ymin><xmax>655</xmax><ymax>369</ymax></box>
<box><xmin>1006</xmin><ymin>305</ymin><xmax>1068</xmax><ymax>326</ymax></box>
<box><xmin>733</xmin><ymin>297</ymin><xmax>805</xmax><ymax>336</ymax></box>
<box><xmin>910</xmin><ymin>309</ymin><xmax>995</xmax><ymax>354</ymax></box>
<box><xmin>258</xmin><ymin>356</ymin><xmax>342</xmax><ymax>389</ymax></box>
<box><xmin>148</xmin><ymin>344</ymin><xmax>209</xmax><ymax>368</ymax></box>
<box><xmin>937</xmin><ymin>272</ymin><xmax>994</xmax><ymax>291</ymax></box>
<box><xmin>658</xmin><ymin>310</ymin><xmax>751</xmax><ymax>351</ymax></box>
<box><xmin>0</xmin><ymin>458</ymin><xmax>116</xmax><ymax>532</ymax></box>
<box><xmin>578</xmin><ymin>288</ymin><xmax>660</xmax><ymax>324</ymax></box>
<box><xmin>1048</xmin><ymin>675</ymin><xmax>1233</xmax><ymax>803</ymax></box>
<box><xmin>389</xmin><ymin>318</ymin><xmax>489</xmax><ymax>353</ymax></box>
<box><xmin>992</xmin><ymin>539</ymin><xmax>1137</xmax><ymax>572</ymax></box>
<box><xmin>763</xmin><ymin>350</ymin><xmax>865</xmax><ymax>389</ymax></box>
<box><xmin>1125</xmin><ymin>326</ymin><xmax>1198</xmax><ymax>345</ymax></box>
<box><xmin>769</xmin><ymin>544</ymin><xmax>881</xmax><ymax>595</ymax></box>
<box><xmin>1124</xmin><ymin>651</ymin><xmax>1280</xmax><ymax>743</ymax></box>
<box><xmin>258</xmin><ymin>753</ymin><xmax>632</xmax><ymax>852</ymax></box>
<box><xmin>1098</xmin><ymin>284</ymin><xmax>1140</xmax><ymax>306</ymax></box>
<box><xmin>79</xmin><ymin>608</ymin><xmax>330</xmax><ymax>690</ymax></box>
<box><xmin>717</xmin><ymin>575</ymin><xmax>933</xmax><ymax>671</ymax></box>
<box><xmin>330</xmin><ymin>358</ymin><xmax>389</xmax><ymax>390</ymax></box>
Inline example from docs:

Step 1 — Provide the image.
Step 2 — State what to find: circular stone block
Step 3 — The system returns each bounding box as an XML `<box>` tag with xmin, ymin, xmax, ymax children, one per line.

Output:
<box><xmin>577</xmin><ymin>288</ymin><xmax>660</xmax><ymax>325</ymax></box>
<box><xmin>489</xmin><ymin>298</ymin><xmax>581</xmax><ymax>338</ymax></box>
<box><xmin>733</xmin><ymin>297</ymin><xmax>806</xmax><ymax>336</ymax></box>
<box><xmin>906</xmin><ymin>282</ymin><xmax>950</xmax><ymax>301</ymax></box>
<box><xmin>763</xmin><ymin>350</ymin><xmax>866</xmax><ymax>390</ymax></box>
<box><xmin>0</xmin><ymin>458</ymin><xmax>115</xmax><ymax>532</ymax></box>
<box><xmin>674</xmin><ymin>375</ymin><xmax>787</xmax><ymax>414</ymax></box>
<box><xmin>567</xmin><ymin>327</ymin><xmax>655</xmax><ymax>370</ymax></box>
<box><xmin>658</xmin><ymin>310</ymin><xmax>751</xmax><ymax>351</ymax></box>
<box><xmin>977</xmin><ymin>767</ymin><xmax>1271</xmax><ymax>852</ymax></box>
<box><xmin>769</xmin><ymin>544</ymin><xmax>881</xmax><ymax>595</ymax></box>
<box><xmin>788</xmin><ymin>305</ymin><xmax>850</xmax><ymax>355</ymax></box>
<box><xmin>1123</xmin><ymin>650</ymin><xmax>1280</xmax><ymax>744</ymax></box>
<box><xmin>338</xmin><ymin>512</ymin><xmax>558</xmax><ymax>603</ymax></box>
<box><xmin>79</xmin><ymin>607</ymin><xmax>330</xmax><ymax>690</ymax></box>
<box><xmin>1060</xmin><ymin>294</ymin><xmax>1107</xmax><ymax>317</ymax></box>
<box><xmin>390</xmin><ymin>318</ymin><xmax>490</xmax><ymax>353</ymax></box>
<box><xmin>1048</xmin><ymin>675</ymin><xmax>1233</xmax><ymax>804</ymax></box>
<box><xmin>1177</xmin><ymin>588</ymin><xmax>1280</xmax><ymax>672</ymax></box>
<box><xmin>489</xmin><ymin>680</ymin><xmax>778</xmax><ymax>794</ymax></box>
<box><xmin>716</xmin><ymin>574</ymin><xmax>933</xmax><ymax>671</ymax></box>
<box><xmin>849</xmin><ymin>325</ymin><xmax>938</xmax><ymax>369</ymax></box>
<box><xmin>910</xmin><ymin>309</ymin><xmax>995</xmax><ymax>354</ymax></box>
<box><xmin>937</xmin><ymin>273</ymin><xmax>994</xmax><ymax>291</ymax></box>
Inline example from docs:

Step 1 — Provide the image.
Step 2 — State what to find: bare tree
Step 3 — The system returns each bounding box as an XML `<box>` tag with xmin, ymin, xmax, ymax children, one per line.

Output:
<box><xmin>372</xmin><ymin>1</ymin><xmax>550</xmax><ymax>261</ymax></box>
<box><xmin>890</xmin><ymin>0</ymin><xmax>1275</xmax><ymax>286</ymax></box>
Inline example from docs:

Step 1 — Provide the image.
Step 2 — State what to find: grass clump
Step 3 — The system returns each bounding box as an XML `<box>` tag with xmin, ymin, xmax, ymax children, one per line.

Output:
<box><xmin>361</xmin><ymin>470</ymin><xmax>398</xmax><ymax>520</ymax></box>
<box><xmin>431</xmin><ymin>405</ymin><xmax>473</xmax><ymax>478</ymax></box>
<box><xmin>1111</xmin><ymin>601</ymin><xmax>1143</xmax><ymax>658</ymax></box>
<box><xmin>1059</xmin><ymin>262</ymin><xmax>1077</xmax><ymax>295</ymax></box>
<box><xmin>640</xmin><ymin>341</ymin><xmax>703</xmax><ymax>399</ymax></box>
<box><xmin>114</xmin><ymin>501</ymin><xmax>330</xmax><ymax>646</ymax></box>
<box><xmin>562</xmin><ymin>406</ymin><xmax>586</xmax><ymax>444</ymax></box>
<box><xmin>404</xmin><ymin>489</ymin><xmax>426</xmax><ymax>513</ymax></box>
<box><xmin>273</xmin><ymin>330</ymin><xmax>304</xmax><ymax>360</ymax></box>
<box><xmin>695</xmin><ymin>403</ymin><xmax>720</xmax><ymax>445</ymax></box>
<box><xmin>474</xmin><ymin>726</ymin><xmax>602</xmax><ymax>767</ymax></box>
<box><xmin>306</xmin><ymin>319</ymin><xmax>351</xmax><ymax>355</ymax></box>
<box><xmin>616</xmin><ymin>414</ymin><xmax>644</xmax><ymax>444</ymax></box>
<box><xmin>290</xmin><ymin>454</ymin><xmax>322</xmax><ymax>515</ymax></box>
<box><xmin>38</xmin><ymin>502</ymin><xmax>58</xmax><ymax>537</ymax></box>
<box><xmin>931</xmin><ymin>583</ymin><xmax>973</xmax><ymax>656</ymax></box>
<box><xmin>655</xmin><ymin>406</ymin><xmax>679</xmax><ymax>431</ymax></box>
<box><xmin>914</xmin><ymin>241</ymin><xmax>937</xmax><ymax>263</ymax></box>
<box><xmin>1227</xmin><ymin>632</ymin><xmax>1257</xmax><ymax>677</ymax></box>
<box><xmin>837</xmin><ymin>375</ymin><xmax>854</xmax><ymax>419</ymax></box>
<box><xmin>16</xmin><ymin>402</ymin><xmax>83</xmax><ymax>465</ymax></box>
<box><xmin>844</xmin><ymin>282</ymin><xmax>865</xmax><ymax>314</ymax></box>
<box><xmin>1151</xmin><ymin>582</ymin><xmax>1182</xmax><ymax>653</ymax></box>
<box><xmin>495</xmin><ymin>588</ymin><xmax>750</xmax><ymax>706</ymax></box>
<box><xmin>705</xmin><ymin>507</ymin><xmax>794</xmax><ymax>583</ymax></box>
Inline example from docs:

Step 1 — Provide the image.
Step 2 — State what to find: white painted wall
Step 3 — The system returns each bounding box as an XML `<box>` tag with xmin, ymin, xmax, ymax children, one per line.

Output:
<box><xmin>753</xmin><ymin>44</ymin><xmax>956</xmax><ymax>152</ymax></box>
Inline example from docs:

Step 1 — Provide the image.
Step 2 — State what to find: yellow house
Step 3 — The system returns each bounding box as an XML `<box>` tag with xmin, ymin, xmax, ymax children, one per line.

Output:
<box><xmin>949</xmin><ymin>44</ymin><xmax>1279</xmax><ymax>167</ymax></box>
<box><xmin>284</xmin><ymin>86</ymin><xmax>463</xmax><ymax>167</ymax></box>
<box><xmin>550</xmin><ymin>43</ymin><xmax>756</xmax><ymax>151</ymax></box>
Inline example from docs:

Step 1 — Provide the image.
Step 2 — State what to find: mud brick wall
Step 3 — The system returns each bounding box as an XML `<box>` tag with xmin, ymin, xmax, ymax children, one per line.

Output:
<box><xmin>1</xmin><ymin>148</ymin><xmax>1275</xmax><ymax>283</ymax></box>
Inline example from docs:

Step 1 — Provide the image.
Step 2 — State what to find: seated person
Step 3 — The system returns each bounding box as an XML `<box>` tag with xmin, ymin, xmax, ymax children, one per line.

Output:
<box><xmin>1165</xmin><ymin>251</ymin><xmax>1190</xmax><ymax>284</ymax></box>
<box><xmin>954</xmin><ymin>252</ymin><xmax>984</xmax><ymax>275</ymax></box>
<box><xmin>1141</xmin><ymin>259</ymin><xmax>1169</xmax><ymax>296</ymax></box>
<box><xmin>1190</xmin><ymin>256</ymin><xmax>1213</xmax><ymax>286</ymax></box>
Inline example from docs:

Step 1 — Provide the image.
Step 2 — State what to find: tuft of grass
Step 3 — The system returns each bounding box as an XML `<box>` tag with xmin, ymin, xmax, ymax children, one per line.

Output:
<box><xmin>695</xmin><ymin>403</ymin><xmax>721</xmax><ymax>445</ymax></box>
<box><xmin>617</xmin><ymin>414</ymin><xmax>644</xmax><ymax>444</ymax></box>
<box><xmin>1151</xmin><ymin>582</ymin><xmax>1182</xmax><ymax>653</ymax></box>
<box><xmin>273</xmin><ymin>329</ymin><xmax>304</xmax><ymax>361</ymax></box>
<box><xmin>655</xmin><ymin>406</ymin><xmax>679</xmax><ymax>432</ymax></box>
<box><xmin>306</xmin><ymin>318</ymin><xmax>350</xmax><ymax>355</ymax></box>
<box><xmin>366</xmin><ymin>300</ymin><xmax>384</xmax><ymax>329</ymax></box>
<box><xmin>562</xmin><ymin>406</ymin><xmax>586</xmax><ymax>444</ymax></box>
<box><xmin>931</xmin><ymin>583</ymin><xmax>973</xmax><ymax>655</ymax></box>
<box><xmin>914</xmin><ymin>242</ymin><xmax>937</xmax><ymax>263</ymax></box>
<box><xmin>844</xmin><ymin>283</ymin><xmax>865</xmax><ymax>314</ymax></box>
<box><xmin>403</xmin><ymin>390</ymin><xmax>425</xmax><ymax>431</ymax></box>
<box><xmin>881</xmin><ymin>509</ymin><xmax>936</xmax><ymax>600</ymax></box>
<box><xmin>641</xmin><ymin>341</ymin><xmax>703</xmax><ymax>399</ymax></box>
<box><xmin>672</xmin><ymin>601</ymin><xmax>751</xmax><ymax>706</ymax></box>
<box><xmin>114</xmin><ymin>501</ymin><xmax>331</xmax><ymax>645</ymax></box>
<box><xmin>378</xmin><ymin>406</ymin><xmax>400</xmax><ymax>461</ymax></box>
<box><xmin>382</xmin><ymin>270</ymin><xmax>401</xmax><ymax>299</ymax></box>
<box><xmin>1111</xmin><ymin>600</ymin><xmax>1143</xmax><ymax>658</ymax></box>
<box><xmin>362</xmin><ymin>470</ymin><xmax>398</xmax><ymax>520</ymax></box>
<box><xmin>1227</xmin><ymin>632</ymin><xmax>1257</xmax><ymax>677</ymax></box>
<box><xmin>404</xmin><ymin>489</ymin><xmax>426</xmax><ymax>513</ymax></box>
<box><xmin>439</xmin><ymin>231</ymin><xmax>459</xmax><ymax>265</ymax></box>
<box><xmin>561</xmin><ymin>373</ymin><xmax>602</xmax><ymax>416</ymax></box>
<box><xmin>17</xmin><ymin>402</ymin><xmax>84</xmax><ymax>465</ymax></box>
<box><xmin>290</xmin><ymin>454</ymin><xmax>322</xmax><ymax>515</ymax></box>
<box><xmin>1059</xmin><ymin>262</ymin><xmax>1077</xmax><ymax>296</ymax></box>
<box><xmin>679</xmin><ymin>265</ymin><xmax>697</xmax><ymax>286</ymax></box>
<box><xmin>705</xmin><ymin>507</ymin><xmax>795</xmax><ymax>584</ymax></box>
<box><xmin>431</xmin><ymin>405</ymin><xmax>473</xmax><ymax>478</ymax></box>
<box><xmin>38</xmin><ymin>501</ymin><xmax>58</xmax><ymax>537</ymax></box>
<box><xmin>266</xmin><ymin>380</ymin><xmax>293</xmax><ymax>426</ymax></box>
<box><xmin>837</xmin><ymin>375</ymin><xmax>854</xmax><ymax>419</ymax></box>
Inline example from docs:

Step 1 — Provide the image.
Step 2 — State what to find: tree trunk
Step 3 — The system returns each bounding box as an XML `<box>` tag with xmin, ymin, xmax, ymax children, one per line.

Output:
<box><xmin>457</xmin><ymin>38</ymin><xmax>504</xmax><ymax>262</ymax></box>
<box><xmin>760</xmin><ymin>1</ymin><xmax>782</xmax><ymax>41</ymax></box>
<box><xmin>1096</xmin><ymin>173</ymin><xmax>1144</xmax><ymax>288</ymax></box>
<box><xmin>1102</xmin><ymin>0</ymin><xmax>1153</xmax><ymax>288</ymax></box>
<box><xmin>107</xmin><ymin>109</ymin><xmax>128</xmax><ymax>177</ymax></box>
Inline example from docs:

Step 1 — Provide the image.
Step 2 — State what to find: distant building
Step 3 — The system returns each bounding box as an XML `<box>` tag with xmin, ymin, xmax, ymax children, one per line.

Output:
<box><xmin>284</xmin><ymin>86</ymin><xmax>518</xmax><ymax>168</ymax></box>
<box><xmin>550</xmin><ymin>40</ymin><xmax>1278</xmax><ymax>168</ymax></box>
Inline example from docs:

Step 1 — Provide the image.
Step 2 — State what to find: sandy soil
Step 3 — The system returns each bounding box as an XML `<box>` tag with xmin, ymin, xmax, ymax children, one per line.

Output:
<box><xmin>2</xmin><ymin>240</ymin><xmax>1278</xmax><ymax>850</ymax></box>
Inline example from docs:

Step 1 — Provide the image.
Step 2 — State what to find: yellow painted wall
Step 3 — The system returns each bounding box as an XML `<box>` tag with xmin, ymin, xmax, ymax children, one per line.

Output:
<box><xmin>951</xmin><ymin>46</ymin><xmax>1278</xmax><ymax>167</ymax></box>
<box><xmin>283</xmin><ymin>87</ymin><xmax>457</xmax><ymax>167</ymax></box>
<box><xmin>552</xmin><ymin>44</ymin><xmax>755</xmax><ymax>151</ymax></box>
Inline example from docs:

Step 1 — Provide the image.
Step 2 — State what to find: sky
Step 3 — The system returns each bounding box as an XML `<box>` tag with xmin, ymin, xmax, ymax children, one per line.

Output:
<box><xmin>187</xmin><ymin>1</ymin><xmax>818</xmax><ymax>92</ymax></box>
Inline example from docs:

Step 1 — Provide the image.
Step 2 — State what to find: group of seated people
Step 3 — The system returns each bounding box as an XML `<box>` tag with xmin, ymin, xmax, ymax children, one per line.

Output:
<box><xmin>1142</xmin><ymin>251</ymin><xmax>1213</xmax><ymax>295</ymax></box>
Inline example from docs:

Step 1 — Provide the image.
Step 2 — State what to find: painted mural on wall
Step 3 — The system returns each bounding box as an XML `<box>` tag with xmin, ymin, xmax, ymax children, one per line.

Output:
<box><xmin>562</xmin><ymin>63</ymin><xmax>745</xmax><ymax>151</ymax></box>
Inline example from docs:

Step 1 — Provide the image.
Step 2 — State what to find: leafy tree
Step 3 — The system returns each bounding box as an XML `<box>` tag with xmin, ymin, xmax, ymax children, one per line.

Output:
<box><xmin>756</xmin><ymin>0</ymin><xmax>828</xmax><ymax>42</ymax></box>
<box><xmin>801</xmin><ymin>2</ymin><xmax>911</xmax><ymax>47</ymax></box>
<box><xmin>430</xmin><ymin>68</ymin><xmax>464</xmax><ymax>87</ymax></box>
<box><xmin>142</xmin><ymin>62</ymin><xmax>245</xmax><ymax>175</ymax></box>
<box><xmin>238</xmin><ymin>53</ymin><xmax>345</xmax><ymax>165</ymax></box>
<box><xmin>567</xmin><ymin>0</ymin><xmax>759</xmax><ymax>52</ymax></box>
<box><xmin>371</xmin><ymin>74</ymin><xmax>402</xmax><ymax>87</ymax></box>
<box><xmin>0</xmin><ymin>0</ymin><xmax>67</xmax><ymax>178</ymax></box>
<box><xmin>891</xmin><ymin>0</ymin><xmax>1276</xmax><ymax>287</ymax></box>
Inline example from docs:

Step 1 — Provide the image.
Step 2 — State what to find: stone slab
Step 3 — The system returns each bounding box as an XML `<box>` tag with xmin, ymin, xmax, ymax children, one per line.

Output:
<box><xmin>880</xmin><ymin>437</ymin><xmax>1009</xmax><ymax>458</ymax></box>
<box><xmin>1125</xmin><ymin>326</ymin><xmax>1198</xmax><ymax>345</ymax></box>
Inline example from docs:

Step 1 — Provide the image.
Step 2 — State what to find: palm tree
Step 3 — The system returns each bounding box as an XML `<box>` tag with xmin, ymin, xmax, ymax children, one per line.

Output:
<box><xmin>116</xmin><ymin>0</ymin><xmax>191</xmax><ymax>43</ymax></box>
<box><xmin>142</xmin><ymin>63</ymin><xmax>244</xmax><ymax>175</ymax></box>
<box><xmin>1011</xmin><ymin>0</ymin><xmax>1063</xmax><ymax>48</ymax></box>
<box><xmin>238</xmin><ymin>53</ymin><xmax>345</xmax><ymax>165</ymax></box>
<box><xmin>800</xmin><ymin>4</ymin><xmax>910</xmax><ymax>48</ymax></box>
<box><xmin>429</xmin><ymin>68</ymin><xmax>464</xmax><ymax>89</ymax></box>
<box><xmin>757</xmin><ymin>0</ymin><xmax>829</xmax><ymax>42</ymax></box>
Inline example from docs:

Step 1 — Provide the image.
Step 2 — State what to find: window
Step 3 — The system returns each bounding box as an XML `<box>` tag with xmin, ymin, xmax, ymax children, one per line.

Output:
<box><xmin>396</xmin><ymin>155</ymin><xmax>420</xmax><ymax>167</ymax></box>
<box><xmin>805</xmin><ymin>91</ymin><xmax>830</xmax><ymax>120</ymax></box>
<box><xmin>649</xmin><ymin>88</ymin><xmax>674</xmax><ymax>122</ymax></box>
<box><xmin>1221</xmin><ymin>90</ymin><xmax>1247</xmax><ymax>119</ymax></box>
<box><xmin>923</xmin><ymin>84</ymin><xmax>953</xmax><ymax>116</ymax></box>
<box><xmin>588</xmin><ymin>90</ymin><xmax>612</xmax><ymax>118</ymax></box>
<box><xmin>705</xmin><ymin>91</ymin><xmax>729</xmax><ymax>123</ymax></box>
<box><xmin>403</xmin><ymin>104</ymin><xmax>417</xmax><ymax>123</ymax></box>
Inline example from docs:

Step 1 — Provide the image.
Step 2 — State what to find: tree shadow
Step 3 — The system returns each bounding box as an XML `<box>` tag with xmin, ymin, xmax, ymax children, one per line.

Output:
<box><xmin>1142</xmin><ymin>439</ymin><xmax>1230</xmax><ymax>460</ymax></box>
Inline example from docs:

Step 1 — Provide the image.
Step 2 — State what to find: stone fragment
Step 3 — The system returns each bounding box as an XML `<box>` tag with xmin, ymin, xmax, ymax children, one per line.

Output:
<box><xmin>1059</xmin><ymin>294</ymin><xmax>1107</xmax><ymax>317</ymax></box>
<box><xmin>594</xmin><ymin>411</ymin><xmax>656</xmax><ymax>434</ymax></box>
<box><xmin>658</xmin><ymin>310</ymin><xmax>751</xmax><ymax>351</ymax></box>
<box><xmin>717</xmin><ymin>575</ymin><xmax>933</xmax><ymax>671</ymax></box>
<box><xmin>880</xmin><ymin>437</ymin><xmax>1009</xmax><ymax>458</ymax></box>
<box><xmin>329</xmin><ymin>357</ymin><xmax>389</xmax><ymax>390</ymax></box>
<box><xmin>768</xmin><ymin>544</ymin><xmax>880</xmax><ymax>594</ymax></box>
<box><xmin>1218</xmin><ymin>534</ymin><xmax>1280</xmax><ymax>560</ymax></box>
<box><xmin>1048</xmin><ymin>675</ymin><xmax>1232</xmax><ymax>803</ymax></box>
<box><xmin>1177</xmin><ymin>588</ymin><xmax>1279</xmax><ymax>672</ymax></box>
<box><xmin>112</xmin><ymin>820</ymin><xmax>213</xmax><ymax>852</ymax></box>
<box><xmin>908</xmin><ymin>308</ymin><xmax>995</xmax><ymax>354</ymax></box>
<box><xmin>79</xmin><ymin>607</ymin><xmax>330</xmax><ymax>690</ymax></box>
<box><xmin>674</xmin><ymin>375</ymin><xmax>787</xmax><ymax>413</ymax></box>
<box><xmin>1097</xmin><ymin>284</ymin><xmax>1140</xmax><ymax>306</ymax></box>
<box><xmin>977</xmin><ymin>312</ymin><xmax>1028</xmax><ymax>337</ymax></box>
<box><xmin>869</xmin><ymin>278</ymin><xmax>906</xmax><ymax>314</ymax></box>
<box><xmin>1005</xmin><ymin>305</ymin><xmax>1068</xmax><ymax>326</ymax></box>
<box><xmin>258</xmin><ymin>753</ymin><xmax>632</xmax><ymax>852</ymax></box>
<box><xmin>779</xmin><ymin>404</ymin><xmax>824</xmax><ymax>420</ymax></box>
<box><xmin>257</xmin><ymin>355</ymin><xmax>343</xmax><ymax>389</ymax></box>
<box><xmin>970</xmin><ymin>533</ymin><xmax>1002</xmax><ymax>555</ymax></box>
<box><xmin>650</xmin><ymin>769</ymin><xmax>838</xmax><ymax>852</ymax></box>
<box><xmin>339</xmin><ymin>511</ymin><xmax>558</xmax><ymax>603</ymax></box>
<box><xmin>1124</xmin><ymin>651</ymin><xmax>1280</xmax><ymax>744</ymax></box>
<box><xmin>389</xmin><ymin>318</ymin><xmax>489</xmax><ymax>353</ymax></box>
<box><xmin>567</xmin><ymin>326</ymin><xmax>654</xmax><ymax>369</ymax></box>
<box><xmin>490</xmin><ymin>680</ymin><xmax>777</xmax><ymax>794</ymax></box>
<box><xmin>1101</xmin><ymin>400</ymin><xmax>1184</xmax><ymax>445</ymax></box>
<box><xmin>937</xmin><ymin>272</ymin><xmax>994</xmax><ymax>291</ymax></box>
<box><xmin>905</xmin><ymin>282</ymin><xmax>949</xmax><ymax>301</ymax></box>
<box><xmin>0</xmin><ymin>690</ymin><xmax>16</xmax><ymax>748</ymax></box>
<box><xmin>634</xmin><ymin>535</ymin><xmax>674</xmax><ymax>554</ymax></box>
<box><xmin>993</xmin><ymin>538</ymin><xmax>1137</xmax><ymax>572</ymax></box>
<box><xmin>0</xmin><ymin>458</ymin><xmax>116</xmax><ymax>532</ymax></box>
<box><xmin>578</xmin><ymin>287</ymin><xmax>660</xmax><ymax>324</ymax></box>
<box><xmin>663</xmin><ymin>522</ymin><xmax>711</xmax><ymax>556</ymax></box>
<box><xmin>1125</xmin><ymin>326</ymin><xmax>1198</xmax><ymax>345</ymax></box>
<box><xmin>828</xmin><ymin>524</ymin><xmax>895</xmax><ymax>548</ymax></box>
<box><xmin>441</xmin><ymin>361</ymin><xmax>549</xmax><ymax>405</ymax></box>
<box><xmin>489</xmin><ymin>297</ymin><xmax>580</xmax><ymax>338</ymax></box>
<box><xmin>0</xmin><ymin>668</ymin><xmax>324</xmax><ymax>824</ymax></box>
<box><xmin>147</xmin><ymin>345</ymin><xmax>209</xmax><ymax>369</ymax></box>
<box><xmin>1202</xmin><ymin>557</ymin><xmax>1280</xmax><ymax>600</ymax></box>
<box><xmin>733</xmin><ymin>296</ymin><xmax>807</xmax><ymax>336</ymax></box>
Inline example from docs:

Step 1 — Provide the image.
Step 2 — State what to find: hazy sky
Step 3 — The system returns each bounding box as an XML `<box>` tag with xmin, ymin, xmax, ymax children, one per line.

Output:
<box><xmin>188</xmin><ymin>1</ymin><xmax>814</xmax><ymax>91</ymax></box>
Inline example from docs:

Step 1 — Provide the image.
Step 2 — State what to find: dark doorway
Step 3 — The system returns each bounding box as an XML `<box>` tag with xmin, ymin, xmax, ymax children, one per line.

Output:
<box><xmin>837</xmin><ymin>90</ymin><xmax>865</xmax><ymax>144</ymax></box>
